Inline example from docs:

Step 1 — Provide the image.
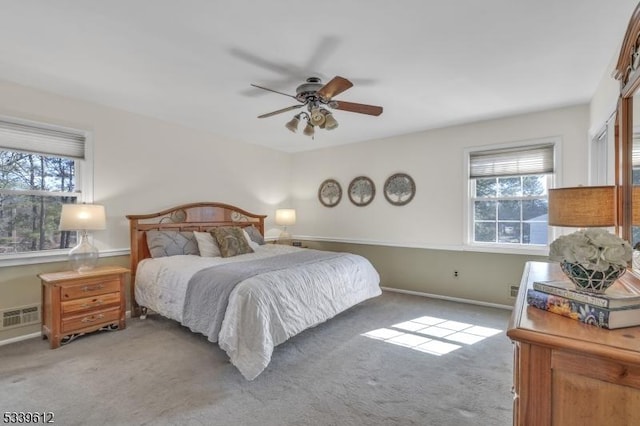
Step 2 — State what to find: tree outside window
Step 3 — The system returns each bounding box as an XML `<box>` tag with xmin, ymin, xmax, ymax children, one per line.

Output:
<box><xmin>472</xmin><ymin>175</ymin><xmax>548</xmax><ymax>245</ymax></box>
<box><xmin>0</xmin><ymin>150</ymin><xmax>78</xmax><ymax>254</ymax></box>
<box><xmin>468</xmin><ymin>141</ymin><xmax>555</xmax><ymax>248</ymax></box>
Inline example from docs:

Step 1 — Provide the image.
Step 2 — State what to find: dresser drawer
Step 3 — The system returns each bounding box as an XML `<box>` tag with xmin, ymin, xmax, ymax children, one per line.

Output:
<box><xmin>61</xmin><ymin>278</ymin><xmax>120</xmax><ymax>300</ymax></box>
<box><xmin>61</xmin><ymin>292</ymin><xmax>121</xmax><ymax>315</ymax></box>
<box><xmin>61</xmin><ymin>307</ymin><xmax>120</xmax><ymax>333</ymax></box>
<box><xmin>39</xmin><ymin>266</ymin><xmax>129</xmax><ymax>349</ymax></box>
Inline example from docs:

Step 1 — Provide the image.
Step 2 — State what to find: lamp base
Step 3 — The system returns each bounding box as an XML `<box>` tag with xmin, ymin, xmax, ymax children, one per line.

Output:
<box><xmin>278</xmin><ymin>230</ymin><xmax>292</xmax><ymax>245</ymax></box>
<box><xmin>68</xmin><ymin>232</ymin><xmax>99</xmax><ymax>272</ymax></box>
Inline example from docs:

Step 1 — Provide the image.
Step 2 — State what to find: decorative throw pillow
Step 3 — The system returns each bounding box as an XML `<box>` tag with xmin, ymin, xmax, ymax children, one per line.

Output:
<box><xmin>244</xmin><ymin>225</ymin><xmax>265</xmax><ymax>245</ymax></box>
<box><xmin>193</xmin><ymin>231</ymin><xmax>222</xmax><ymax>257</ymax></box>
<box><xmin>242</xmin><ymin>229</ymin><xmax>260</xmax><ymax>251</ymax></box>
<box><xmin>146</xmin><ymin>230</ymin><xmax>200</xmax><ymax>258</ymax></box>
<box><xmin>211</xmin><ymin>226</ymin><xmax>254</xmax><ymax>258</ymax></box>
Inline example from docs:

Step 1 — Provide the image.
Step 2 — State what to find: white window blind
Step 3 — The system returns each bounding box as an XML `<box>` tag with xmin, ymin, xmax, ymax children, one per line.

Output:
<box><xmin>0</xmin><ymin>118</ymin><xmax>85</xmax><ymax>160</ymax></box>
<box><xmin>633</xmin><ymin>135</ymin><xmax>640</xmax><ymax>167</ymax></box>
<box><xmin>469</xmin><ymin>144</ymin><xmax>554</xmax><ymax>178</ymax></box>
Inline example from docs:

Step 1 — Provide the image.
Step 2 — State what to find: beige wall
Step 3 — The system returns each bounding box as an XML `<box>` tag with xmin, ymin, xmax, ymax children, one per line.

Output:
<box><xmin>0</xmin><ymin>87</ymin><xmax>608</xmax><ymax>341</ymax></box>
<box><xmin>0</xmin><ymin>80</ymin><xmax>293</xmax><ymax>250</ymax></box>
<box><xmin>304</xmin><ymin>241</ymin><xmax>547</xmax><ymax>306</ymax></box>
<box><xmin>290</xmin><ymin>105</ymin><xmax>589</xmax><ymax>247</ymax></box>
<box><xmin>0</xmin><ymin>80</ymin><xmax>291</xmax><ymax>342</ymax></box>
<box><xmin>287</xmin><ymin>105</ymin><xmax>589</xmax><ymax>304</ymax></box>
<box><xmin>589</xmin><ymin>50</ymin><xmax>620</xmax><ymax>138</ymax></box>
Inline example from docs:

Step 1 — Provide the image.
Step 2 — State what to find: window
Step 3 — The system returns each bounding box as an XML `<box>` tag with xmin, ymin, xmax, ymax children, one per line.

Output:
<box><xmin>0</xmin><ymin>117</ymin><xmax>90</xmax><ymax>258</ymax></box>
<box><xmin>467</xmin><ymin>141</ymin><xmax>556</xmax><ymax>249</ymax></box>
<box><xmin>589</xmin><ymin>121</ymin><xmax>611</xmax><ymax>186</ymax></box>
<box><xmin>632</xmin><ymin>132</ymin><xmax>640</xmax><ymax>246</ymax></box>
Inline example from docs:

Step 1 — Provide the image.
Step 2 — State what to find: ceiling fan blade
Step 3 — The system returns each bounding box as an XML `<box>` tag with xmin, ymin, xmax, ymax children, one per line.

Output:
<box><xmin>230</xmin><ymin>48</ymin><xmax>293</xmax><ymax>75</ymax></box>
<box><xmin>332</xmin><ymin>100</ymin><xmax>383</xmax><ymax>116</ymax></box>
<box><xmin>230</xmin><ymin>47</ymin><xmax>313</xmax><ymax>83</ymax></box>
<box><xmin>250</xmin><ymin>83</ymin><xmax>298</xmax><ymax>99</ymax></box>
<box><xmin>304</xmin><ymin>35</ymin><xmax>341</xmax><ymax>72</ymax></box>
<box><xmin>317</xmin><ymin>76</ymin><xmax>353</xmax><ymax>100</ymax></box>
<box><xmin>258</xmin><ymin>104</ymin><xmax>304</xmax><ymax>118</ymax></box>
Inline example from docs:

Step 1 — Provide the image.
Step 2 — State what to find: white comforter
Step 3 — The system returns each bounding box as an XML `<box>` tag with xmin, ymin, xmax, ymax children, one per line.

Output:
<box><xmin>135</xmin><ymin>245</ymin><xmax>381</xmax><ymax>379</ymax></box>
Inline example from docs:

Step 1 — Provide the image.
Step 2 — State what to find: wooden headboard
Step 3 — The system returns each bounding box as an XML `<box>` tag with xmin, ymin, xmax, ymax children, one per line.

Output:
<box><xmin>126</xmin><ymin>202</ymin><xmax>266</xmax><ymax>315</ymax></box>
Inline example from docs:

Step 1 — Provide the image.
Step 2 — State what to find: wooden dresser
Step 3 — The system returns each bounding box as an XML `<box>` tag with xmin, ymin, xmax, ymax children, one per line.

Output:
<box><xmin>507</xmin><ymin>261</ymin><xmax>640</xmax><ymax>425</ymax></box>
<box><xmin>40</xmin><ymin>265</ymin><xmax>129</xmax><ymax>349</ymax></box>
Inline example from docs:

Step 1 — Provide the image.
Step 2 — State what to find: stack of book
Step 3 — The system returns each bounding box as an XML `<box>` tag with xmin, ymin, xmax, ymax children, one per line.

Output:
<box><xmin>527</xmin><ymin>271</ymin><xmax>640</xmax><ymax>329</ymax></box>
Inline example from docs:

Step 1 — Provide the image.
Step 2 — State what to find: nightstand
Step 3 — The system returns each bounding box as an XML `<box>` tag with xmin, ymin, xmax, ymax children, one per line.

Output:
<box><xmin>39</xmin><ymin>265</ymin><xmax>129</xmax><ymax>349</ymax></box>
<box><xmin>270</xmin><ymin>240</ymin><xmax>307</xmax><ymax>248</ymax></box>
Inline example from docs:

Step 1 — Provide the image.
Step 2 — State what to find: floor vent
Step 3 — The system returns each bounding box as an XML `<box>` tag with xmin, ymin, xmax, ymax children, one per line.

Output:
<box><xmin>1</xmin><ymin>305</ymin><xmax>40</xmax><ymax>330</ymax></box>
<box><xmin>509</xmin><ymin>286</ymin><xmax>519</xmax><ymax>298</ymax></box>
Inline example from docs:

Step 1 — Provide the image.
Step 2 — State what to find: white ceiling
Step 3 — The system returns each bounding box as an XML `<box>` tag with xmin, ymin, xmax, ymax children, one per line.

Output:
<box><xmin>0</xmin><ymin>1</ymin><xmax>637</xmax><ymax>153</ymax></box>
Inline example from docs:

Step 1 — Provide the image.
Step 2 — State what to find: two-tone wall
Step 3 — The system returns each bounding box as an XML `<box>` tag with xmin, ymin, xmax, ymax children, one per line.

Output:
<box><xmin>0</xmin><ymin>79</ymin><xmax>291</xmax><ymax>342</ymax></box>
<box><xmin>290</xmin><ymin>105</ymin><xmax>591</xmax><ymax>306</ymax></box>
<box><xmin>0</xmin><ymin>82</ymin><xmax>611</xmax><ymax>343</ymax></box>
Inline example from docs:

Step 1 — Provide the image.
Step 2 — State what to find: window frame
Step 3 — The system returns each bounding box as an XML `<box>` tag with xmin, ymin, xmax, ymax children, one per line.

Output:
<box><xmin>0</xmin><ymin>115</ymin><xmax>93</xmax><ymax>267</ymax></box>
<box><xmin>463</xmin><ymin>137</ymin><xmax>561</xmax><ymax>255</ymax></box>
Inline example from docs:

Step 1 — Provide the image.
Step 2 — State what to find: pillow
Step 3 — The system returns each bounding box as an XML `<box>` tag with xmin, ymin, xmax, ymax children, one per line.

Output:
<box><xmin>193</xmin><ymin>231</ymin><xmax>222</xmax><ymax>257</ymax></box>
<box><xmin>243</xmin><ymin>229</ymin><xmax>260</xmax><ymax>251</ymax></box>
<box><xmin>146</xmin><ymin>230</ymin><xmax>199</xmax><ymax>258</ymax></box>
<box><xmin>244</xmin><ymin>225</ymin><xmax>265</xmax><ymax>245</ymax></box>
<box><xmin>211</xmin><ymin>226</ymin><xmax>254</xmax><ymax>258</ymax></box>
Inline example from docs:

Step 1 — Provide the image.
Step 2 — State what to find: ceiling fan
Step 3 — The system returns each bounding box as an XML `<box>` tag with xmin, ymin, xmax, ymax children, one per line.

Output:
<box><xmin>251</xmin><ymin>76</ymin><xmax>383</xmax><ymax>137</ymax></box>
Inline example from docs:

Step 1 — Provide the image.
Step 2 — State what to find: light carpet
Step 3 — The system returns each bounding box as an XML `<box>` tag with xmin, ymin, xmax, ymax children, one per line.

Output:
<box><xmin>0</xmin><ymin>292</ymin><xmax>513</xmax><ymax>425</ymax></box>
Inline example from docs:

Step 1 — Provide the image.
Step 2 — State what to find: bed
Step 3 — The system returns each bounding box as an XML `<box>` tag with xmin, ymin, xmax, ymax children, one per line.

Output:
<box><xmin>127</xmin><ymin>202</ymin><xmax>381</xmax><ymax>380</ymax></box>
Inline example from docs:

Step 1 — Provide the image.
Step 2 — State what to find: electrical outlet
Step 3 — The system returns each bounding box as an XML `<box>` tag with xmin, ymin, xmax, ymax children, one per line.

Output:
<box><xmin>453</xmin><ymin>270</ymin><xmax>459</xmax><ymax>278</ymax></box>
<box><xmin>509</xmin><ymin>285</ymin><xmax>519</xmax><ymax>298</ymax></box>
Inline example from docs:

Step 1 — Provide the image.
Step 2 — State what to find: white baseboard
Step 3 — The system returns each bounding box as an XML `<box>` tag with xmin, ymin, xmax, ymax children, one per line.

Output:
<box><xmin>0</xmin><ymin>310</ymin><xmax>132</xmax><ymax>347</ymax></box>
<box><xmin>381</xmin><ymin>286</ymin><xmax>513</xmax><ymax>310</ymax></box>
<box><xmin>0</xmin><ymin>331</ymin><xmax>41</xmax><ymax>347</ymax></box>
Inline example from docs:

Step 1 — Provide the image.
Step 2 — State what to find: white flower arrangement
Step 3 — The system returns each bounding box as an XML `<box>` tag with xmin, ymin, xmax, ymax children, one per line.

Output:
<box><xmin>549</xmin><ymin>228</ymin><xmax>632</xmax><ymax>272</ymax></box>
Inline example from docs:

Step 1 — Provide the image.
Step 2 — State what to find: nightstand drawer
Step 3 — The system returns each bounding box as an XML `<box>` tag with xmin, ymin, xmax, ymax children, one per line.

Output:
<box><xmin>40</xmin><ymin>266</ymin><xmax>129</xmax><ymax>349</ymax></box>
<box><xmin>61</xmin><ymin>292</ymin><xmax>121</xmax><ymax>315</ymax></box>
<box><xmin>61</xmin><ymin>307</ymin><xmax>120</xmax><ymax>333</ymax></box>
<box><xmin>61</xmin><ymin>278</ymin><xmax>120</xmax><ymax>300</ymax></box>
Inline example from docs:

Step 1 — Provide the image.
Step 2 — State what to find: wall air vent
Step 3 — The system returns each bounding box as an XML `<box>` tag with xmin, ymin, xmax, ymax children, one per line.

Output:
<box><xmin>1</xmin><ymin>305</ymin><xmax>40</xmax><ymax>330</ymax></box>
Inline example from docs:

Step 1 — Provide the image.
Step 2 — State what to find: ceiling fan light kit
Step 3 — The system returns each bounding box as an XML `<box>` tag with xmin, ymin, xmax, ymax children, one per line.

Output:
<box><xmin>324</xmin><ymin>112</ymin><xmax>338</xmax><ymax>130</ymax></box>
<box><xmin>252</xmin><ymin>76</ymin><xmax>382</xmax><ymax>138</ymax></box>
<box><xmin>285</xmin><ymin>115</ymin><xmax>301</xmax><ymax>132</ymax></box>
<box><xmin>310</xmin><ymin>107</ymin><xmax>325</xmax><ymax>126</ymax></box>
<box><xmin>303</xmin><ymin>122</ymin><xmax>315</xmax><ymax>137</ymax></box>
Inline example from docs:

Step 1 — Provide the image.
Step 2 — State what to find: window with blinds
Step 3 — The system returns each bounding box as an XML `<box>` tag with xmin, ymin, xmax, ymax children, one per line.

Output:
<box><xmin>633</xmin><ymin>135</ymin><xmax>640</xmax><ymax>184</ymax></box>
<box><xmin>0</xmin><ymin>117</ymin><xmax>88</xmax><ymax>255</ymax></box>
<box><xmin>467</xmin><ymin>141</ymin><xmax>556</xmax><ymax>247</ymax></box>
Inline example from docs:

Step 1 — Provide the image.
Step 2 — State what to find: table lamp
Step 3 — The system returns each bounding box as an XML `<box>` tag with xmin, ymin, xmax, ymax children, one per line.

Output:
<box><xmin>59</xmin><ymin>203</ymin><xmax>106</xmax><ymax>272</ymax></box>
<box><xmin>275</xmin><ymin>208</ymin><xmax>296</xmax><ymax>243</ymax></box>
<box><xmin>548</xmin><ymin>186</ymin><xmax>616</xmax><ymax>227</ymax></box>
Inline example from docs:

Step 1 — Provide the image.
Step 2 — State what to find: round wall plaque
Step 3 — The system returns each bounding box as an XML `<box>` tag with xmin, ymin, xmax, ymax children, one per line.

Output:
<box><xmin>318</xmin><ymin>179</ymin><xmax>342</xmax><ymax>207</ymax></box>
<box><xmin>348</xmin><ymin>176</ymin><xmax>375</xmax><ymax>206</ymax></box>
<box><xmin>383</xmin><ymin>173</ymin><xmax>416</xmax><ymax>206</ymax></box>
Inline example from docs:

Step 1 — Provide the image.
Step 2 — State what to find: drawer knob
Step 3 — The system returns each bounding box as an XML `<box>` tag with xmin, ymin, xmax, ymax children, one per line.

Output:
<box><xmin>81</xmin><ymin>314</ymin><xmax>105</xmax><ymax>323</ymax></box>
<box><xmin>82</xmin><ymin>284</ymin><xmax>105</xmax><ymax>292</ymax></box>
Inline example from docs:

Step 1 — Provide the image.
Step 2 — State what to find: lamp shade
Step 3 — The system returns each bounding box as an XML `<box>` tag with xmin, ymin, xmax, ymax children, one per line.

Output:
<box><xmin>324</xmin><ymin>113</ymin><xmax>339</xmax><ymax>130</ymax></box>
<box><xmin>285</xmin><ymin>116</ymin><xmax>300</xmax><ymax>133</ymax></box>
<box><xmin>303</xmin><ymin>123</ymin><xmax>315</xmax><ymax>137</ymax></box>
<box><xmin>310</xmin><ymin>108</ymin><xmax>325</xmax><ymax>126</ymax></box>
<box><xmin>634</xmin><ymin>186</ymin><xmax>640</xmax><ymax>225</ymax></box>
<box><xmin>548</xmin><ymin>186</ymin><xmax>616</xmax><ymax>227</ymax></box>
<box><xmin>275</xmin><ymin>208</ymin><xmax>296</xmax><ymax>226</ymax></box>
<box><xmin>59</xmin><ymin>204</ymin><xmax>106</xmax><ymax>231</ymax></box>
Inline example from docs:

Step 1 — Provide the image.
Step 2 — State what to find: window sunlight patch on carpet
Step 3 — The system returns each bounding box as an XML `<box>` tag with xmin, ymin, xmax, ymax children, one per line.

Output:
<box><xmin>361</xmin><ymin>316</ymin><xmax>502</xmax><ymax>356</ymax></box>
